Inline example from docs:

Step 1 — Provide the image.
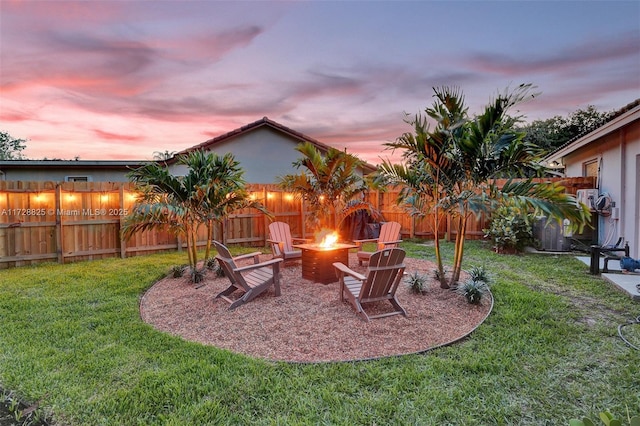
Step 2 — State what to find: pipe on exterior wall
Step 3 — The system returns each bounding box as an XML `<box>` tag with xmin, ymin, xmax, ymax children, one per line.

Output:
<box><xmin>636</xmin><ymin>154</ymin><xmax>640</xmax><ymax>259</ymax></box>
<box><xmin>619</xmin><ymin>128</ymin><xmax>626</xmax><ymax>244</ymax></box>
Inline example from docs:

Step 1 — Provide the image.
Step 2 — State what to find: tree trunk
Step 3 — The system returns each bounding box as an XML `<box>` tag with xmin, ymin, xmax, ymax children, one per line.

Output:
<box><xmin>332</xmin><ymin>203</ymin><xmax>339</xmax><ymax>232</ymax></box>
<box><xmin>432</xmin><ymin>207</ymin><xmax>448</xmax><ymax>289</ymax></box>
<box><xmin>191</xmin><ymin>228</ymin><xmax>199</xmax><ymax>269</ymax></box>
<box><xmin>184</xmin><ymin>223</ymin><xmax>195</xmax><ymax>270</ymax></box>
<box><xmin>450</xmin><ymin>213</ymin><xmax>468</xmax><ymax>285</ymax></box>
<box><xmin>204</xmin><ymin>219</ymin><xmax>213</xmax><ymax>262</ymax></box>
<box><xmin>186</xmin><ymin>223</ymin><xmax>198</xmax><ymax>271</ymax></box>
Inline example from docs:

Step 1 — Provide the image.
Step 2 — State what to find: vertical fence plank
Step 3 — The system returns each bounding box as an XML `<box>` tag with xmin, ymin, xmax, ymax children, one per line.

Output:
<box><xmin>119</xmin><ymin>185</ymin><xmax>126</xmax><ymax>258</ymax></box>
<box><xmin>55</xmin><ymin>184</ymin><xmax>63</xmax><ymax>263</ymax></box>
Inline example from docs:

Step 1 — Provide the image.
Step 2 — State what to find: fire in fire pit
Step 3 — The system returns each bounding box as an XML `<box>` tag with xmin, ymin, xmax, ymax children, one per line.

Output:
<box><xmin>318</xmin><ymin>229</ymin><xmax>339</xmax><ymax>248</ymax></box>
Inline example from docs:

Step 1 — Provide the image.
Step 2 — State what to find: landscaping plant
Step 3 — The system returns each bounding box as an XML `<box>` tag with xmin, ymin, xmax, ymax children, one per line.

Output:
<box><xmin>468</xmin><ymin>264</ymin><xmax>491</xmax><ymax>284</ymax></box>
<box><xmin>378</xmin><ymin>84</ymin><xmax>590</xmax><ymax>288</ymax></box>
<box><xmin>406</xmin><ymin>271</ymin><xmax>429</xmax><ymax>295</ymax></box>
<box><xmin>123</xmin><ymin>150</ymin><xmax>269</xmax><ymax>282</ymax></box>
<box><xmin>569</xmin><ymin>410</ymin><xmax>640</xmax><ymax>426</ymax></box>
<box><xmin>484</xmin><ymin>202</ymin><xmax>534</xmax><ymax>253</ymax></box>
<box><xmin>457</xmin><ymin>277</ymin><xmax>488</xmax><ymax>304</ymax></box>
<box><xmin>277</xmin><ymin>141</ymin><xmax>380</xmax><ymax>233</ymax></box>
<box><xmin>170</xmin><ymin>264</ymin><xmax>187</xmax><ymax>278</ymax></box>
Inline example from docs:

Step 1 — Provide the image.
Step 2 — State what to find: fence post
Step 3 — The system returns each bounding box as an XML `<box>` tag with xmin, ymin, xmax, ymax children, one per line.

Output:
<box><xmin>118</xmin><ymin>184</ymin><xmax>126</xmax><ymax>259</ymax></box>
<box><xmin>410</xmin><ymin>215</ymin><xmax>415</xmax><ymax>239</ymax></box>
<box><xmin>301</xmin><ymin>198</ymin><xmax>307</xmax><ymax>239</ymax></box>
<box><xmin>222</xmin><ymin>218</ymin><xmax>227</xmax><ymax>244</ymax></box>
<box><xmin>263</xmin><ymin>186</ymin><xmax>269</xmax><ymax>246</ymax></box>
<box><xmin>55</xmin><ymin>184</ymin><xmax>63</xmax><ymax>264</ymax></box>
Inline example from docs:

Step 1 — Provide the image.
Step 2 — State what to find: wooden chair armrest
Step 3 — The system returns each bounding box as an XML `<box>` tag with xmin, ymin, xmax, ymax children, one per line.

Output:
<box><xmin>234</xmin><ymin>257</ymin><xmax>283</xmax><ymax>273</ymax></box>
<box><xmin>231</xmin><ymin>251</ymin><xmax>262</xmax><ymax>263</ymax></box>
<box><xmin>291</xmin><ymin>237</ymin><xmax>312</xmax><ymax>243</ymax></box>
<box><xmin>380</xmin><ymin>240</ymin><xmax>403</xmax><ymax>246</ymax></box>
<box><xmin>353</xmin><ymin>238</ymin><xmax>377</xmax><ymax>244</ymax></box>
<box><xmin>266</xmin><ymin>239</ymin><xmax>282</xmax><ymax>245</ymax></box>
<box><xmin>332</xmin><ymin>262</ymin><xmax>366</xmax><ymax>281</ymax></box>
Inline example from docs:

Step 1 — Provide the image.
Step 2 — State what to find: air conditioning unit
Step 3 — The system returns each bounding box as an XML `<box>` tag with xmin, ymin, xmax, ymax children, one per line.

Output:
<box><xmin>534</xmin><ymin>217</ymin><xmax>571</xmax><ymax>252</ymax></box>
<box><xmin>576</xmin><ymin>189</ymin><xmax>598</xmax><ymax>209</ymax></box>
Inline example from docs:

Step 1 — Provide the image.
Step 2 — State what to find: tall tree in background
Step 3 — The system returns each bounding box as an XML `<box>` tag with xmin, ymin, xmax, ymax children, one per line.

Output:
<box><xmin>521</xmin><ymin>105</ymin><xmax>610</xmax><ymax>154</ymax></box>
<box><xmin>379</xmin><ymin>85</ymin><xmax>589</xmax><ymax>288</ymax></box>
<box><xmin>0</xmin><ymin>131</ymin><xmax>27</xmax><ymax>160</ymax></box>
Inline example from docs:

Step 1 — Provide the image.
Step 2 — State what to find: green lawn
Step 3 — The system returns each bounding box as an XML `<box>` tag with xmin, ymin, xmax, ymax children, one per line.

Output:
<box><xmin>1</xmin><ymin>241</ymin><xmax>638</xmax><ymax>425</ymax></box>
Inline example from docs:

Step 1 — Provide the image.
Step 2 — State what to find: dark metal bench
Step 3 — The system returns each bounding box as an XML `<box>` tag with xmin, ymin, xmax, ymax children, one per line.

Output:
<box><xmin>589</xmin><ymin>240</ymin><xmax>630</xmax><ymax>274</ymax></box>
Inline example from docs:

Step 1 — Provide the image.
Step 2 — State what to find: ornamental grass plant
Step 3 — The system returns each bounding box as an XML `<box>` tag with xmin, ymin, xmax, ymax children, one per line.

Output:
<box><xmin>0</xmin><ymin>241</ymin><xmax>638</xmax><ymax>425</ymax></box>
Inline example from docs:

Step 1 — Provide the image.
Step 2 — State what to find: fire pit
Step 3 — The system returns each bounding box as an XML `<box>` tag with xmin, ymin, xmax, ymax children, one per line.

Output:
<box><xmin>292</xmin><ymin>242</ymin><xmax>358</xmax><ymax>284</ymax></box>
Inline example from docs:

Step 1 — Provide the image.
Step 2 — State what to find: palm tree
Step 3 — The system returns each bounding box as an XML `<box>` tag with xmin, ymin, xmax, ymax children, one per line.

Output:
<box><xmin>380</xmin><ymin>85</ymin><xmax>589</xmax><ymax>288</ymax></box>
<box><xmin>122</xmin><ymin>150</ymin><xmax>268</xmax><ymax>282</ymax></box>
<box><xmin>277</xmin><ymin>142</ymin><xmax>379</xmax><ymax>236</ymax></box>
<box><xmin>192</xmin><ymin>151</ymin><xmax>270</xmax><ymax>262</ymax></box>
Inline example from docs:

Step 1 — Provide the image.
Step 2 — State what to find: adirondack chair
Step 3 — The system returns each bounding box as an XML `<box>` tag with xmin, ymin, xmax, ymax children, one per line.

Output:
<box><xmin>353</xmin><ymin>221</ymin><xmax>402</xmax><ymax>266</ymax></box>
<box><xmin>267</xmin><ymin>221</ymin><xmax>311</xmax><ymax>262</ymax></box>
<box><xmin>213</xmin><ymin>241</ymin><xmax>283</xmax><ymax>310</ymax></box>
<box><xmin>333</xmin><ymin>247</ymin><xmax>407</xmax><ymax>322</ymax></box>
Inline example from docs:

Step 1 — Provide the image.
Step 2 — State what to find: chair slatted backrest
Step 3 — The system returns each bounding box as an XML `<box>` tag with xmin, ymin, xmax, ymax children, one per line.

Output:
<box><xmin>213</xmin><ymin>241</ymin><xmax>243</xmax><ymax>288</ymax></box>
<box><xmin>269</xmin><ymin>222</ymin><xmax>294</xmax><ymax>255</ymax></box>
<box><xmin>360</xmin><ymin>248</ymin><xmax>406</xmax><ymax>301</ymax></box>
<box><xmin>377</xmin><ymin>222</ymin><xmax>402</xmax><ymax>250</ymax></box>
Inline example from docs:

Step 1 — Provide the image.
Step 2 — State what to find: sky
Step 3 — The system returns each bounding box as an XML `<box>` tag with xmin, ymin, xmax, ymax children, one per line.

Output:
<box><xmin>1</xmin><ymin>1</ymin><xmax>639</xmax><ymax>166</ymax></box>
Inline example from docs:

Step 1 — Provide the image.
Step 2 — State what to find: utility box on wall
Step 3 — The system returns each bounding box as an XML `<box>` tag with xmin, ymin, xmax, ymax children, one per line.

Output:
<box><xmin>576</xmin><ymin>189</ymin><xmax>599</xmax><ymax>210</ymax></box>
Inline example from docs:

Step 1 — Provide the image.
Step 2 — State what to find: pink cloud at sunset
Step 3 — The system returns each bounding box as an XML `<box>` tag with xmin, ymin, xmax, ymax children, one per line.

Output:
<box><xmin>1</xmin><ymin>1</ymin><xmax>638</xmax><ymax>166</ymax></box>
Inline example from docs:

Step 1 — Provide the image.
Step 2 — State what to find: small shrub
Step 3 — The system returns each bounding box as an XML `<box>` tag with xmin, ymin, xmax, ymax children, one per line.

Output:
<box><xmin>1</xmin><ymin>389</ymin><xmax>49</xmax><ymax>426</ymax></box>
<box><xmin>469</xmin><ymin>265</ymin><xmax>491</xmax><ymax>284</ymax></box>
<box><xmin>205</xmin><ymin>257</ymin><xmax>217</xmax><ymax>270</ymax></box>
<box><xmin>483</xmin><ymin>203</ymin><xmax>533</xmax><ymax>253</ymax></box>
<box><xmin>457</xmin><ymin>279</ymin><xmax>488</xmax><ymax>304</ymax></box>
<box><xmin>569</xmin><ymin>410</ymin><xmax>640</xmax><ymax>426</ymax></box>
<box><xmin>213</xmin><ymin>262</ymin><xmax>225</xmax><ymax>277</ymax></box>
<box><xmin>406</xmin><ymin>272</ymin><xmax>428</xmax><ymax>295</ymax></box>
<box><xmin>170</xmin><ymin>264</ymin><xmax>187</xmax><ymax>278</ymax></box>
<box><xmin>189</xmin><ymin>267</ymin><xmax>206</xmax><ymax>284</ymax></box>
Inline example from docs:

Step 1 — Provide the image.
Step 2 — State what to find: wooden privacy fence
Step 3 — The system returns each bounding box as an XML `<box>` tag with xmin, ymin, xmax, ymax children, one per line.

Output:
<box><xmin>0</xmin><ymin>177</ymin><xmax>596</xmax><ymax>268</ymax></box>
<box><xmin>364</xmin><ymin>177</ymin><xmax>596</xmax><ymax>241</ymax></box>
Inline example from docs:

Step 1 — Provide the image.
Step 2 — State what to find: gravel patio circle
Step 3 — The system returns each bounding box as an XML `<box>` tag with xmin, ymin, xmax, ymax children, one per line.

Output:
<box><xmin>140</xmin><ymin>253</ymin><xmax>493</xmax><ymax>363</ymax></box>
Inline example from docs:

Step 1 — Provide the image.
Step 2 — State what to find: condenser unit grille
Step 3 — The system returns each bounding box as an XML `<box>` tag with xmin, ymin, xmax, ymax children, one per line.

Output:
<box><xmin>534</xmin><ymin>218</ymin><xmax>570</xmax><ymax>251</ymax></box>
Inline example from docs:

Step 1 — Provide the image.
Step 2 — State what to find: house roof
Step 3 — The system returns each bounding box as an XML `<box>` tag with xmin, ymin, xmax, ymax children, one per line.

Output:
<box><xmin>0</xmin><ymin>118</ymin><xmax>379</xmax><ymax>175</ymax></box>
<box><xmin>173</xmin><ymin>116</ymin><xmax>378</xmax><ymax>174</ymax></box>
<box><xmin>544</xmin><ymin>98</ymin><xmax>640</xmax><ymax>165</ymax></box>
<box><xmin>0</xmin><ymin>160</ymin><xmax>147</xmax><ymax>170</ymax></box>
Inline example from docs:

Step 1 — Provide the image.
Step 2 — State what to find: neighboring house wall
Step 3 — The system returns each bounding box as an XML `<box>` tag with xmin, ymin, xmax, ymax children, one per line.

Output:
<box><xmin>0</xmin><ymin>118</ymin><xmax>375</xmax><ymax>185</ymax></box>
<box><xmin>546</xmin><ymin>102</ymin><xmax>640</xmax><ymax>259</ymax></box>
<box><xmin>0</xmin><ymin>161</ymin><xmax>143</xmax><ymax>182</ymax></box>
<box><xmin>170</xmin><ymin>117</ymin><xmax>374</xmax><ymax>182</ymax></box>
<box><xmin>169</xmin><ymin>126</ymin><xmax>308</xmax><ymax>183</ymax></box>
